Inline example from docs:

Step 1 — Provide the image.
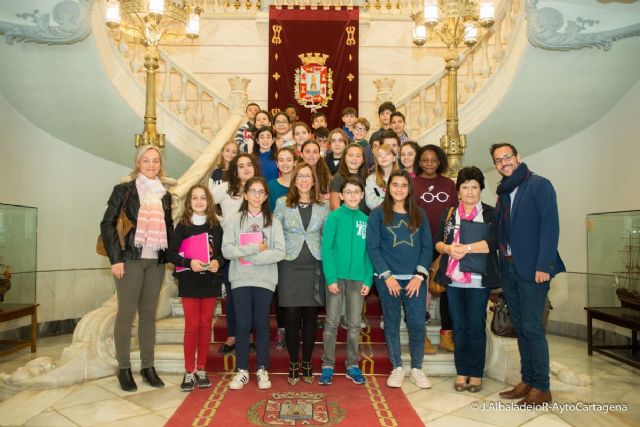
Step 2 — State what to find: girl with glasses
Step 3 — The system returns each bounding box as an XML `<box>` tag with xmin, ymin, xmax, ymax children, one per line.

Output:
<box><xmin>221</xmin><ymin>177</ymin><xmax>285</xmax><ymax>390</ymax></box>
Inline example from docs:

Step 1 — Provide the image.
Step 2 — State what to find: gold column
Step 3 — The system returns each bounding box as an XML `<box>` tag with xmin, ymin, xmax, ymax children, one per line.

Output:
<box><xmin>135</xmin><ymin>45</ymin><xmax>165</xmax><ymax>149</ymax></box>
<box><xmin>440</xmin><ymin>49</ymin><xmax>466</xmax><ymax>178</ymax></box>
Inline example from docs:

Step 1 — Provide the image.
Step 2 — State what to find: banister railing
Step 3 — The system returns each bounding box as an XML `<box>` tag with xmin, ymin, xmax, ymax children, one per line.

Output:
<box><xmin>114</xmin><ymin>31</ymin><xmax>235</xmax><ymax>141</ymax></box>
<box><xmin>201</xmin><ymin>0</ymin><xmax>427</xmax><ymax>15</ymax></box>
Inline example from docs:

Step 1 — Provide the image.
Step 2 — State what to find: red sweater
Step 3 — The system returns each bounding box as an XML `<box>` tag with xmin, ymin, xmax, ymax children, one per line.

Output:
<box><xmin>412</xmin><ymin>174</ymin><xmax>457</xmax><ymax>242</ymax></box>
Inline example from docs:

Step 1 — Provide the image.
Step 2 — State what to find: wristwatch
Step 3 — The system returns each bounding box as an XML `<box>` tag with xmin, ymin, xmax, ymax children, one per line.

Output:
<box><xmin>467</xmin><ymin>244</ymin><xmax>472</xmax><ymax>253</ymax></box>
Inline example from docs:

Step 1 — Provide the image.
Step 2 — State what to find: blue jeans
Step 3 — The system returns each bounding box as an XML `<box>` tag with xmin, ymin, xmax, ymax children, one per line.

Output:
<box><xmin>223</xmin><ymin>263</ymin><xmax>235</xmax><ymax>337</ymax></box>
<box><xmin>322</xmin><ymin>279</ymin><xmax>365</xmax><ymax>369</ymax></box>
<box><xmin>375</xmin><ymin>278</ymin><xmax>426</xmax><ymax>369</ymax></box>
<box><xmin>501</xmin><ymin>262</ymin><xmax>550</xmax><ymax>391</ymax></box>
<box><xmin>232</xmin><ymin>286</ymin><xmax>273</xmax><ymax>371</ymax></box>
<box><xmin>447</xmin><ymin>286</ymin><xmax>491</xmax><ymax>378</ymax></box>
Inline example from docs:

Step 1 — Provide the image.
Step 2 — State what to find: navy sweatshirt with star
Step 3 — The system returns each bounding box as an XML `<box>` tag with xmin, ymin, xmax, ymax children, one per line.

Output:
<box><xmin>366</xmin><ymin>206</ymin><xmax>433</xmax><ymax>277</ymax></box>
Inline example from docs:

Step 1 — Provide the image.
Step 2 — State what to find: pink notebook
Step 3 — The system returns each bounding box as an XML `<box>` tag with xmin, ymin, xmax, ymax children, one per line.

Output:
<box><xmin>239</xmin><ymin>231</ymin><xmax>263</xmax><ymax>266</ymax></box>
<box><xmin>176</xmin><ymin>232</ymin><xmax>209</xmax><ymax>272</ymax></box>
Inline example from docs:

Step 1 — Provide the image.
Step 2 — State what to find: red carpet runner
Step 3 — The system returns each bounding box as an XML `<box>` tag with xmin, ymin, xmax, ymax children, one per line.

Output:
<box><xmin>206</xmin><ymin>294</ymin><xmax>392</xmax><ymax>375</ymax></box>
<box><xmin>165</xmin><ymin>373</ymin><xmax>424</xmax><ymax>427</ymax></box>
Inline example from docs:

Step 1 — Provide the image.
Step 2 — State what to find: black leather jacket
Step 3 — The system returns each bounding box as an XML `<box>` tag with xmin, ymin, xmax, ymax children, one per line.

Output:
<box><xmin>100</xmin><ymin>180</ymin><xmax>173</xmax><ymax>265</ymax></box>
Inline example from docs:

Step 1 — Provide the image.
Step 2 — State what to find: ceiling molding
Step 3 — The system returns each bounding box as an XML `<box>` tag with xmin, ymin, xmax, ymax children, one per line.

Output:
<box><xmin>525</xmin><ymin>0</ymin><xmax>640</xmax><ymax>51</ymax></box>
<box><xmin>0</xmin><ymin>0</ymin><xmax>92</xmax><ymax>45</ymax></box>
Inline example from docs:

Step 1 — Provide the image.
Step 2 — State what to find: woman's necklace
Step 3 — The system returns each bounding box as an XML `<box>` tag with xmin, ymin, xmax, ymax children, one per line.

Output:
<box><xmin>298</xmin><ymin>196</ymin><xmax>311</xmax><ymax>208</ymax></box>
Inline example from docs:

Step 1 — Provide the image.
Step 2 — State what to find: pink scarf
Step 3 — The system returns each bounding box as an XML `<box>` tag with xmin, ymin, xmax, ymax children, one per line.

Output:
<box><xmin>445</xmin><ymin>202</ymin><xmax>479</xmax><ymax>284</ymax></box>
<box><xmin>134</xmin><ymin>174</ymin><xmax>168</xmax><ymax>251</ymax></box>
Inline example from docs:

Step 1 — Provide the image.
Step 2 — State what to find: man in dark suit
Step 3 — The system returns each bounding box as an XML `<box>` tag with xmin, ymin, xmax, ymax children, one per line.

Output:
<box><xmin>491</xmin><ymin>143</ymin><xmax>565</xmax><ymax>406</ymax></box>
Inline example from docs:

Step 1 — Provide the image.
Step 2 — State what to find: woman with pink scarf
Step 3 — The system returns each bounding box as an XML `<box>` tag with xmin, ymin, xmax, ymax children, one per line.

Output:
<box><xmin>100</xmin><ymin>145</ymin><xmax>173</xmax><ymax>392</ymax></box>
<box><xmin>433</xmin><ymin>166</ymin><xmax>499</xmax><ymax>394</ymax></box>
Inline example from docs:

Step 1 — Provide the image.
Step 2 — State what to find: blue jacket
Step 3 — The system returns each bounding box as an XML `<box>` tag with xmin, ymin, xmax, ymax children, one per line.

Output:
<box><xmin>502</xmin><ymin>174</ymin><xmax>565</xmax><ymax>281</ymax></box>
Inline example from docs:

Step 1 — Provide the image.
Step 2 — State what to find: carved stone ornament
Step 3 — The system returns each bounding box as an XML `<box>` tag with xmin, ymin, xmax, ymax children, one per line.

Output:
<box><xmin>0</xmin><ymin>0</ymin><xmax>92</xmax><ymax>45</ymax></box>
<box><xmin>525</xmin><ymin>0</ymin><xmax>640</xmax><ymax>51</ymax></box>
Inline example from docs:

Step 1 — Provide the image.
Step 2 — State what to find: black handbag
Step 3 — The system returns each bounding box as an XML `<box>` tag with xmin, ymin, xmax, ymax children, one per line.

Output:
<box><xmin>491</xmin><ymin>292</ymin><xmax>553</xmax><ymax>338</ymax></box>
<box><xmin>490</xmin><ymin>292</ymin><xmax>517</xmax><ymax>338</ymax></box>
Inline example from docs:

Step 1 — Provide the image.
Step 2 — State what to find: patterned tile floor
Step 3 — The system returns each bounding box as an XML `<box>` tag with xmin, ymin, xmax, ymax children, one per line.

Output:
<box><xmin>0</xmin><ymin>334</ymin><xmax>638</xmax><ymax>426</ymax></box>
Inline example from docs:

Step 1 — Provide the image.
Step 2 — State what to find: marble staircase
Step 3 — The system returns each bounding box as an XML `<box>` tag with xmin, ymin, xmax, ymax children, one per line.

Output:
<box><xmin>134</xmin><ymin>295</ymin><xmax>457</xmax><ymax>376</ymax></box>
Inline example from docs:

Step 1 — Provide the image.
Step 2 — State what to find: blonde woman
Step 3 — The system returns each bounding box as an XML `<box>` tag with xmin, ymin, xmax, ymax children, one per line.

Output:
<box><xmin>100</xmin><ymin>145</ymin><xmax>173</xmax><ymax>392</ymax></box>
<box><xmin>211</xmin><ymin>140</ymin><xmax>238</xmax><ymax>186</ymax></box>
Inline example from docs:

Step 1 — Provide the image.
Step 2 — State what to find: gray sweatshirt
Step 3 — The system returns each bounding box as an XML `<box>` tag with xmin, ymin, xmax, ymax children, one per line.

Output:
<box><xmin>221</xmin><ymin>211</ymin><xmax>285</xmax><ymax>291</ymax></box>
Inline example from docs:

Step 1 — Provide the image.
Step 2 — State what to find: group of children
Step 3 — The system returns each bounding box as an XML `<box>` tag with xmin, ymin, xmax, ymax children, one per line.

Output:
<box><xmin>170</xmin><ymin>101</ymin><xmax>454</xmax><ymax>393</ymax></box>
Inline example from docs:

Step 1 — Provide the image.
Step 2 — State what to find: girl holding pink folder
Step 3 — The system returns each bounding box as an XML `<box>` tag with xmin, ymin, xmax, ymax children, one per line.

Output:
<box><xmin>222</xmin><ymin>177</ymin><xmax>285</xmax><ymax>390</ymax></box>
<box><xmin>167</xmin><ymin>185</ymin><xmax>225</xmax><ymax>392</ymax></box>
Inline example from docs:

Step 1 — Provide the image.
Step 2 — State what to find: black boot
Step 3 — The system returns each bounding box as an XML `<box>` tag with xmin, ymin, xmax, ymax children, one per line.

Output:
<box><xmin>117</xmin><ymin>368</ymin><xmax>137</xmax><ymax>392</ymax></box>
<box><xmin>140</xmin><ymin>367</ymin><xmax>165</xmax><ymax>388</ymax></box>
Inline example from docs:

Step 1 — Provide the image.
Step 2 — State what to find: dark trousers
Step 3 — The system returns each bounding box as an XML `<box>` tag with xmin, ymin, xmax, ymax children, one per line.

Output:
<box><xmin>284</xmin><ymin>307</ymin><xmax>319</xmax><ymax>363</ymax></box>
<box><xmin>232</xmin><ymin>286</ymin><xmax>273</xmax><ymax>371</ymax></box>
<box><xmin>114</xmin><ymin>259</ymin><xmax>164</xmax><ymax>369</ymax></box>
<box><xmin>223</xmin><ymin>263</ymin><xmax>235</xmax><ymax>337</ymax></box>
<box><xmin>439</xmin><ymin>290</ymin><xmax>453</xmax><ymax>330</ymax></box>
<box><xmin>273</xmin><ymin>287</ymin><xmax>286</xmax><ymax>328</ymax></box>
<box><xmin>501</xmin><ymin>261</ymin><xmax>551</xmax><ymax>391</ymax></box>
<box><xmin>447</xmin><ymin>286</ymin><xmax>491</xmax><ymax>378</ymax></box>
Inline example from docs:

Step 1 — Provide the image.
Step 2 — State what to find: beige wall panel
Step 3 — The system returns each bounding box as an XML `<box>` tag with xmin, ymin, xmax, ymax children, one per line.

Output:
<box><xmin>161</xmin><ymin>46</ymin><xmax>268</xmax><ymax>74</ymax></box>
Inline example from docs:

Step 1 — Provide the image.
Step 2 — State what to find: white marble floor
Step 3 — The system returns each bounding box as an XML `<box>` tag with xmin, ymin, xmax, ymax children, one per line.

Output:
<box><xmin>0</xmin><ymin>334</ymin><xmax>638</xmax><ymax>426</ymax></box>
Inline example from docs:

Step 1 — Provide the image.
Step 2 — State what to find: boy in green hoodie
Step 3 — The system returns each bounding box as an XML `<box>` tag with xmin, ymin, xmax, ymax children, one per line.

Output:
<box><xmin>319</xmin><ymin>177</ymin><xmax>373</xmax><ymax>386</ymax></box>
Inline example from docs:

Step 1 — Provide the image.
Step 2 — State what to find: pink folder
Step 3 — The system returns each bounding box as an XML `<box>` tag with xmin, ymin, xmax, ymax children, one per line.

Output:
<box><xmin>239</xmin><ymin>231</ymin><xmax>263</xmax><ymax>266</ymax></box>
<box><xmin>176</xmin><ymin>232</ymin><xmax>209</xmax><ymax>272</ymax></box>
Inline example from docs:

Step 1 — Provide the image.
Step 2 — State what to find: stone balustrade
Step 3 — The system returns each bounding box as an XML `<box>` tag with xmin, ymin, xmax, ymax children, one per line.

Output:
<box><xmin>201</xmin><ymin>0</ymin><xmax>427</xmax><ymax>15</ymax></box>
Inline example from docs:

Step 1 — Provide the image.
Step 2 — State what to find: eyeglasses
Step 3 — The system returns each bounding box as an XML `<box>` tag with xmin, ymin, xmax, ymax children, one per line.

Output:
<box><xmin>354</xmin><ymin>126</ymin><xmax>367</xmax><ymax>132</ymax></box>
<box><xmin>296</xmin><ymin>174</ymin><xmax>313</xmax><ymax>181</ymax></box>
<box><xmin>493</xmin><ymin>153</ymin><xmax>514</xmax><ymax>166</ymax></box>
<box><xmin>247</xmin><ymin>189</ymin><xmax>266</xmax><ymax>196</ymax></box>
<box><xmin>343</xmin><ymin>190</ymin><xmax>362</xmax><ymax>196</ymax></box>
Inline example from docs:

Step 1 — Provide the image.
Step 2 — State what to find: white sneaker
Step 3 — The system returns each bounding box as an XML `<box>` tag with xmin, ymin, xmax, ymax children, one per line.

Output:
<box><xmin>386</xmin><ymin>367</ymin><xmax>404</xmax><ymax>388</ymax></box>
<box><xmin>229</xmin><ymin>369</ymin><xmax>249</xmax><ymax>390</ymax></box>
<box><xmin>410</xmin><ymin>368</ymin><xmax>432</xmax><ymax>389</ymax></box>
<box><xmin>256</xmin><ymin>367</ymin><xmax>271</xmax><ymax>390</ymax></box>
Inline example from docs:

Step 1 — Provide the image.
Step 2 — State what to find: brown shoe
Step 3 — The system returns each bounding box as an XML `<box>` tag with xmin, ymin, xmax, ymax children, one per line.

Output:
<box><xmin>499</xmin><ymin>382</ymin><xmax>532</xmax><ymax>399</ymax></box>
<box><xmin>423</xmin><ymin>337</ymin><xmax>437</xmax><ymax>355</ymax></box>
<box><xmin>518</xmin><ymin>388</ymin><xmax>552</xmax><ymax>406</ymax></box>
<box><xmin>438</xmin><ymin>330</ymin><xmax>454</xmax><ymax>352</ymax></box>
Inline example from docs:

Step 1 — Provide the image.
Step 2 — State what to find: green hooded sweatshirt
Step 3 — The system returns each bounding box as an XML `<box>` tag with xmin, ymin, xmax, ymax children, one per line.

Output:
<box><xmin>321</xmin><ymin>204</ymin><xmax>373</xmax><ymax>287</ymax></box>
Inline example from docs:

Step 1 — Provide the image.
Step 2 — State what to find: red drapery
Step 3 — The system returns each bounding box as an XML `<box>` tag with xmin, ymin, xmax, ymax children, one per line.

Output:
<box><xmin>268</xmin><ymin>7</ymin><xmax>359</xmax><ymax>128</ymax></box>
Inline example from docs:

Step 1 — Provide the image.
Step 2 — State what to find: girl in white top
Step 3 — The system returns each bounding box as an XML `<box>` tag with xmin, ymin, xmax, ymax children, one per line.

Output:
<box><xmin>365</xmin><ymin>143</ymin><xmax>399</xmax><ymax>210</ymax></box>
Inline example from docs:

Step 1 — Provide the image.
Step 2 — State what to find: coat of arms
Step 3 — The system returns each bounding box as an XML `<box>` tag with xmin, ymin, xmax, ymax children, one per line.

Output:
<box><xmin>294</xmin><ymin>53</ymin><xmax>334</xmax><ymax>111</ymax></box>
<box><xmin>248</xmin><ymin>391</ymin><xmax>345</xmax><ymax>425</ymax></box>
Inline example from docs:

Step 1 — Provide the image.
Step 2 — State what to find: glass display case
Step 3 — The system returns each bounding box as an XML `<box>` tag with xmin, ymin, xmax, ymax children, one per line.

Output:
<box><xmin>587</xmin><ymin>210</ymin><xmax>640</xmax><ymax>308</ymax></box>
<box><xmin>0</xmin><ymin>203</ymin><xmax>37</xmax><ymax>305</ymax></box>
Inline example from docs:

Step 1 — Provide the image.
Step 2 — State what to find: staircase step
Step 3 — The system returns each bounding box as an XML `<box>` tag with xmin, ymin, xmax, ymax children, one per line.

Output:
<box><xmin>156</xmin><ymin>315</ymin><xmax>445</xmax><ymax>346</ymax></box>
<box><xmin>129</xmin><ymin>343</ymin><xmax>455</xmax><ymax>376</ymax></box>
<box><xmin>171</xmin><ymin>293</ymin><xmax>384</xmax><ymax>318</ymax></box>
<box><xmin>157</xmin><ymin>292</ymin><xmax>457</xmax><ymax>376</ymax></box>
